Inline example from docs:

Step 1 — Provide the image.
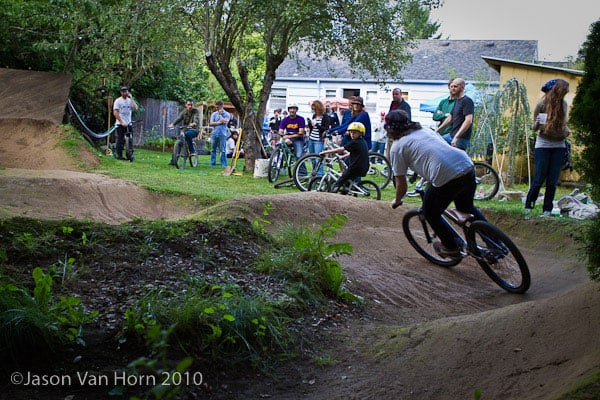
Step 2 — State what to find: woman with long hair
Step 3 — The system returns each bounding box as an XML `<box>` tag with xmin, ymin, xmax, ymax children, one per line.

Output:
<box><xmin>524</xmin><ymin>78</ymin><xmax>570</xmax><ymax>216</ymax></box>
<box><xmin>306</xmin><ymin>100</ymin><xmax>331</xmax><ymax>155</ymax></box>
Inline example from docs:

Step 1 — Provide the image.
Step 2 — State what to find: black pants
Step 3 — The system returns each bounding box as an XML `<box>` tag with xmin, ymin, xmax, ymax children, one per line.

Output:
<box><xmin>115</xmin><ymin>125</ymin><xmax>129</xmax><ymax>159</ymax></box>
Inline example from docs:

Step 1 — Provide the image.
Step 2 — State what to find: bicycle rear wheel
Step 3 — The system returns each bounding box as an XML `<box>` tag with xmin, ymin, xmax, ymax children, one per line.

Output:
<box><xmin>468</xmin><ymin>221</ymin><xmax>531</xmax><ymax>294</ymax></box>
<box><xmin>352</xmin><ymin>180</ymin><xmax>381</xmax><ymax>200</ymax></box>
<box><xmin>308</xmin><ymin>176</ymin><xmax>332</xmax><ymax>192</ymax></box>
<box><xmin>367</xmin><ymin>152</ymin><xmax>392</xmax><ymax>190</ymax></box>
<box><xmin>402</xmin><ymin>209</ymin><xmax>462</xmax><ymax>267</ymax></box>
<box><xmin>189</xmin><ymin>154</ymin><xmax>199</xmax><ymax>167</ymax></box>
<box><xmin>268</xmin><ymin>149</ymin><xmax>283</xmax><ymax>183</ymax></box>
<box><xmin>473</xmin><ymin>161</ymin><xmax>500</xmax><ymax>201</ymax></box>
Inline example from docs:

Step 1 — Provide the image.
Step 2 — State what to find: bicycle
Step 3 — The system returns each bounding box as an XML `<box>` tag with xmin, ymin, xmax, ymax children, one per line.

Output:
<box><xmin>306</xmin><ymin>154</ymin><xmax>381</xmax><ymax>200</ymax></box>
<box><xmin>113</xmin><ymin>121</ymin><xmax>137</xmax><ymax>162</ymax></box>
<box><xmin>267</xmin><ymin>137</ymin><xmax>298</xmax><ymax>183</ymax></box>
<box><xmin>367</xmin><ymin>152</ymin><xmax>392</xmax><ymax>190</ymax></box>
<box><xmin>171</xmin><ymin>126</ymin><xmax>199</xmax><ymax>170</ymax></box>
<box><xmin>401</xmin><ymin>188</ymin><xmax>530</xmax><ymax>293</ymax></box>
<box><xmin>406</xmin><ymin>161</ymin><xmax>500</xmax><ymax>201</ymax></box>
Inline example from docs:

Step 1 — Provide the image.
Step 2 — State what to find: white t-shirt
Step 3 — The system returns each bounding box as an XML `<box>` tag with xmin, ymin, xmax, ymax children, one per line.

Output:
<box><xmin>390</xmin><ymin>127</ymin><xmax>473</xmax><ymax>187</ymax></box>
<box><xmin>113</xmin><ymin>97</ymin><xmax>135</xmax><ymax>126</ymax></box>
<box><xmin>226</xmin><ymin>137</ymin><xmax>236</xmax><ymax>155</ymax></box>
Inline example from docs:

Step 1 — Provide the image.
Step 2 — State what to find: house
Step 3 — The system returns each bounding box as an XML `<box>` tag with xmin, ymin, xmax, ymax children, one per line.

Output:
<box><xmin>269</xmin><ymin>39</ymin><xmax>538</xmax><ymax>128</ymax></box>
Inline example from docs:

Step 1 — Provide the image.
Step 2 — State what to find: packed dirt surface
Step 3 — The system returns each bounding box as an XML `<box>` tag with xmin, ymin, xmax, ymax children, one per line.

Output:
<box><xmin>1</xmin><ymin>69</ymin><xmax>599</xmax><ymax>399</ymax></box>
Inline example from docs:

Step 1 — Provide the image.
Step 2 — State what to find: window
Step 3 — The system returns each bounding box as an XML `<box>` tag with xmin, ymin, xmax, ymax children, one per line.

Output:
<box><xmin>325</xmin><ymin>89</ymin><xmax>337</xmax><ymax>98</ymax></box>
<box><xmin>365</xmin><ymin>90</ymin><xmax>377</xmax><ymax>113</ymax></box>
<box><xmin>269</xmin><ymin>88</ymin><xmax>287</xmax><ymax>111</ymax></box>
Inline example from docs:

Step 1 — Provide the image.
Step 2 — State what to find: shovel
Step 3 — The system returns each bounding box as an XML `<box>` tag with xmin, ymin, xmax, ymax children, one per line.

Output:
<box><xmin>222</xmin><ymin>129</ymin><xmax>243</xmax><ymax>176</ymax></box>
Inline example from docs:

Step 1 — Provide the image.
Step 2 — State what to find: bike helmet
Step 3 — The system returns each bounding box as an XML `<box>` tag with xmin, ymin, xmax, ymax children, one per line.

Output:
<box><xmin>347</xmin><ymin>122</ymin><xmax>366</xmax><ymax>135</ymax></box>
<box><xmin>287</xmin><ymin>103</ymin><xmax>299</xmax><ymax>110</ymax></box>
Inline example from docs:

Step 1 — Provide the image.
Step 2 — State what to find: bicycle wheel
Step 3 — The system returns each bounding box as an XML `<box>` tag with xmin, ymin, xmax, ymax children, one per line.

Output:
<box><xmin>189</xmin><ymin>153</ymin><xmax>199</xmax><ymax>168</ymax></box>
<box><xmin>367</xmin><ymin>152</ymin><xmax>392</xmax><ymax>190</ymax></box>
<box><xmin>402</xmin><ymin>209</ymin><xmax>462</xmax><ymax>267</ymax></box>
<box><xmin>293</xmin><ymin>153</ymin><xmax>326</xmax><ymax>192</ymax></box>
<box><xmin>468</xmin><ymin>221</ymin><xmax>530</xmax><ymax>294</ymax></box>
<box><xmin>473</xmin><ymin>161</ymin><xmax>499</xmax><ymax>201</ymax></box>
<box><xmin>174</xmin><ymin>141</ymin><xmax>186</xmax><ymax>170</ymax></box>
<box><xmin>268</xmin><ymin>149</ymin><xmax>283</xmax><ymax>183</ymax></box>
<box><xmin>352</xmin><ymin>180</ymin><xmax>381</xmax><ymax>200</ymax></box>
<box><xmin>308</xmin><ymin>176</ymin><xmax>331</xmax><ymax>192</ymax></box>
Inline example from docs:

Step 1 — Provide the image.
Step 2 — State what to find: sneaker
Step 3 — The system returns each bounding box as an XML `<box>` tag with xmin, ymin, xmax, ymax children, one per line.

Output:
<box><xmin>541</xmin><ymin>211</ymin><xmax>551</xmax><ymax>217</ymax></box>
<box><xmin>433</xmin><ymin>241</ymin><xmax>461</xmax><ymax>259</ymax></box>
<box><xmin>524</xmin><ymin>208</ymin><xmax>531</xmax><ymax>220</ymax></box>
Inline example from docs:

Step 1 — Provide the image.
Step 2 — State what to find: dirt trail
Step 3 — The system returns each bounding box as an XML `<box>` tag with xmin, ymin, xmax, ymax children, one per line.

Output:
<box><xmin>1</xmin><ymin>68</ymin><xmax>598</xmax><ymax>400</ymax></box>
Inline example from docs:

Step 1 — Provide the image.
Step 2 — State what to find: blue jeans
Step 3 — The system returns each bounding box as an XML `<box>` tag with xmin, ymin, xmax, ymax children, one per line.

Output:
<box><xmin>371</xmin><ymin>141</ymin><xmax>386</xmax><ymax>157</ymax></box>
<box><xmin>525</xmin><ymin>147</ymin><xmax>566</xmax><ymax>212</ymax></box>
<box><xmin>291</xmin><ymin>139</ymin><xmax>306</xmax><ymax>175</ymax></box>
<box><xmin>423</xmin><ymin>170</ymin><xmax>486</xmax><ymax>250</ymax></box>
<box><xmin>442</xmin><ymin>133</ymin><xmax>470</xmax><ymax>151</ymax></box>
<box><xmin>210</xmin><ymin>132</ymin><xmax>228</xmax><ymax>167</ymax></box>
<box><xmin>308</xmin><ymin>140</ymin><xmax>325</xmax><ymax>175</ymax></box>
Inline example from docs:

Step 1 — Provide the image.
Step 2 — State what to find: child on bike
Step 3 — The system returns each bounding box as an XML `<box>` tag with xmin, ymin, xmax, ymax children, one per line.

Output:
<box><xmin>386</xmin><ymin>110</ymin><xmax>486</xmax><ymax>260</ymax></box>
<box><xmin>319</xmin><ymin>122</ymin><xmax>369</xmax><ymax>194</ymax></box>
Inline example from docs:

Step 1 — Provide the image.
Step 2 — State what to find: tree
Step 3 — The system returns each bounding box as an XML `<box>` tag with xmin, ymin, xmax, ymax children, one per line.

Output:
<box><xmin>569</xmin><ymin>19</ymin><xmax>600</xmax><ymax>279</ymax></box>
<box><xmin>183</xmin><ymin>0</ymin><xmax>441</xmax><ymax>172</ymax></box>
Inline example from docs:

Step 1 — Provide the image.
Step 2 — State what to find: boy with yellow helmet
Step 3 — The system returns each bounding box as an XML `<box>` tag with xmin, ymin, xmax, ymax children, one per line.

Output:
<box><xmin>319</xmin><ymin>122</ymin><xmax>370</xmax><ymax>193</ymax></box>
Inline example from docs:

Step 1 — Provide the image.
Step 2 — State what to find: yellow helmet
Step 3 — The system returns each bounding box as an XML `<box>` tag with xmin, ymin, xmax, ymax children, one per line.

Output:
<box><xmin>347</xmin><ymin>122</ymin><xmax>366</xmax><ymax>135</ymax></box>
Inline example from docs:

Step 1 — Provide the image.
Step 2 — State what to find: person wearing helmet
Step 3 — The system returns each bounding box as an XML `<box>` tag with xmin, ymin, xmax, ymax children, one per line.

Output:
<box><xmin>319</xmin><ymin>121</ymin><xmax>369</xmax><ymax>194</ymax></box>
<box><xmin>386</xmin><ymin>110</ymin><xmax>486</xmax><ymax>260</ymax></box>
<box><xmin>278</xmin><ymin>103</ymin><xmax>306</xmax><ymax>168</ymax></box>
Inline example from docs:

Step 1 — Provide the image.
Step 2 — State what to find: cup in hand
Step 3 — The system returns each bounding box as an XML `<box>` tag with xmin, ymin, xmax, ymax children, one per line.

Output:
<box><xmin>538</xmin><ymin>113</ymin><xmax>547</xmax><ymax>124</ymax></box>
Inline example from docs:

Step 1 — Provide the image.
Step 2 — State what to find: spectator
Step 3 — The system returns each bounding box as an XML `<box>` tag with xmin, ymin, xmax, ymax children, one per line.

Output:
<box><xmin>112</xmin><ymin>86</ymin><xmax>138</xmax><ymax>160</ymax></box>
<box><xmin>209</xmin><ymin>100</ymin><xmax>231</xmax><ymax>167</ymax></box>
<box><xmin>226</xmin><ymin>130</ymin><xmax>244</xmax><ymax>158</ymax></box>
<box><xmin>278</xmin><ymin>103</ymin><xmax>306</xmax><ymax>168</ymax></box>
<box><xmin>335</xmin><ymin>96</ymin><xmax>372</xmax><ymax>149</ymax></box>
<box><xmin>432</xmin><ymin>79</ymin><xmax>456</xmax><ymax>137</ymax></box>
<box><xmin>167</xmin><ymin>98</ymin><xmax>200</xmax><ymax>166</ymax></box>
<box><xmin>268</xmin><ymin>108</ymin><xmax>282</xmax><ymax>147</ymax></box>
<box><xmin>371</xmin><ymin>111</ymin><xmax>387</xmax><ymax>157</ymax></box>
<box><xmin>524</xmin><ymin>78</ymin><xmax>570</xmax><ymax>217</ymax></box>
<box><xmin>437</xmin><ymin>78</ymin><xmax>474</xmax><ymax>151</ymax></box>
<box><xmin>386</xmin><ymin>87</ymin><xmax>411</xmax><ymax>159</ymax></box>
<box><xmin>307</xmin><ymin>100</ymin><xmax>331</xmax><ymax>155</ymax></box>
<box><xmin>325</xmin><ymin>101</ymin><xmax>340</xmax><ymax>129</ymax></box>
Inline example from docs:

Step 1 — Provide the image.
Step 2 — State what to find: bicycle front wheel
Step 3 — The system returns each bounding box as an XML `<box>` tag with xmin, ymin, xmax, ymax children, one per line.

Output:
<box><xmin>367</xmin><ymin>152</ymin><xmax>392</xmax><ymax>190</ymax></box>
<box><xmin>473</xmin><ymin>162</ymin><xmax>500</xmax><ymax>201</ymax></box>
<box><xmin>268</xmin><ymin>149</ymin><xmax>283</xmax><ymax>183</ymax></box>
<box><xmin>174</xmin><ymin>141</ymin><xmax>186</xmax><ymax>170</ymax></box>
<box><xmin>308</xmin><ymin>176</ymin><xmax>331</xmax><ymax>192</ymax></box>
<box><xmin>189</xmin><ymin>154</ymin><xmax>199</xmax><ymax>168</ymax></box>
<box><xmin>468</xmin><ymin>221</ymin><xmax>531</xmax><ymax>294</ymax></box>
<box><xmin>402</xmin><ymin>209</ymin><xmax>462</xmax><ymax>267</ymax></box>
<box><xmin>293</xmin><ymin>153</ymin><xmax>325</xmax><ymax>191</ymax></box>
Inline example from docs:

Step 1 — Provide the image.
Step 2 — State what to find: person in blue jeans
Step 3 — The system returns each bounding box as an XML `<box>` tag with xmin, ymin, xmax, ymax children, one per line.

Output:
<box><xmin>167</xmin><ymin>98</ymin><xmax>200</xmax><ymax>165</ymax></box>
<box><xmin>387</xmin><ymin>110</ymin><xmax>486</xmax><ymax>260</ymax></box>
<box><xmin>524</xmin><ymin>78</ymin><xmax>570</xmax><ymax>216</ymax></box>
<box><xmin>436</xmin><ymin>78</ymin><xmax>474</xmax><ymax>152</ymax></box>
<box><xmin>209</xmin><ymin>100</ymin><xmax>231</xmax><ymax>167</ymax></box>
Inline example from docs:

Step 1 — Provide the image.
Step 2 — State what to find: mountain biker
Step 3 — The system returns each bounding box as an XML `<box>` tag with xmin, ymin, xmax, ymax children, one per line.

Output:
<box><xmin>319</xmin><ymin>121</ymin><xmax>369</xmax><ymax>194</ymax></box>
<box><xmin>167</xmin><ymin>98</ymin><xmax>200</xmax><ymax>165</ymax></box>
<box><xmin>113</xmin><ymin>86</ymin><xmax>138</xmax><ymax>160</ymax></box>
<box><xmin>386</xmin><ymin>110</ymin><xmax>486</xmax><ymax>259</ymax></box>
<box><xmin>278</xmin><ymin>103</ymin><xmax>306</xmax><ymax>166</ymax></box>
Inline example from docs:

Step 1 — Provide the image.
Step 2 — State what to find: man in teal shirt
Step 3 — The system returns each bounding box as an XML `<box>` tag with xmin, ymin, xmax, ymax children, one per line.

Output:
<box><xmin>432</xmin><ymin>79</ymin><xmax>455</xmax><ymax>136</ymax></box>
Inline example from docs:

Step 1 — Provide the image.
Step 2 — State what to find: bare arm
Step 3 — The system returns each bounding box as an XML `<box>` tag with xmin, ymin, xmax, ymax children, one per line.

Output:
<box><xmin>436</xmin><ymin>114</ymin><xmax>452</xmax><ymax>133</ymax></box>
<box><xmin>451</xmin><ymin>114</ymin><xmax>473</xmax><ymax>145</ymax></box>
<box><xmin>391</xmin><ymin>176</ymin><xmax>407</xmax><ymax>209</ymax></box>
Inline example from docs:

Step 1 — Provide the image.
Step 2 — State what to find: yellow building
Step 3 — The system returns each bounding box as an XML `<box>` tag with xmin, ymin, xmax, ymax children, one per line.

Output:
<box><xmin>482</xmin><ymin>57</ymin><xmax>584</xmax><ymax>183</ymax></box>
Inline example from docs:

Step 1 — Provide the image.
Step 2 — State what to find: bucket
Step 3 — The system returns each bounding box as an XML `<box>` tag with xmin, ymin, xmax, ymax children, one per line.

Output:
<box><xmin>253</xmin><ymin>159</ymin><xmax>269</xmax><ymax>178</ymax></box>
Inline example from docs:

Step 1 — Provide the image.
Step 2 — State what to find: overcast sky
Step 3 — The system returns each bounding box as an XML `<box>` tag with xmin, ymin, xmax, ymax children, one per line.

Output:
<box><xmin>430</xmin><ymin>0</ymin><xmax>600</xmax><ymax>61</ymax></box>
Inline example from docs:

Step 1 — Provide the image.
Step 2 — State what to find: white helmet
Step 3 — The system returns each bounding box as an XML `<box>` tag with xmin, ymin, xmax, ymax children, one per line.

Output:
<box><xmin>287</xmin><ymin>103</ymin><xmax>299</xmax><ymax>110</ymax></box>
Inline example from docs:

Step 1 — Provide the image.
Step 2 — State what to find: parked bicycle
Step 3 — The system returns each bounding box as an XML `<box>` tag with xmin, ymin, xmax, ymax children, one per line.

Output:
<box><xmin>401</xmin><ymin>188</ymin><xmax>530</xmax><ymax>293</ymax></box>
<box><xmin>171</xmin><ymin>126</ymin><xmax>199</xmax><ymax>170</ymax></box>
<box><xmin>267</xmin><ymin>136</ymin><xmax>298</xmax><ymax>183</ymax></box>
<box><xmin>306</xmin><ymin>153</ymin><xmax>381</xmax><ymax>200</ymax></box>
<box><xmin>406</xmin><ymin>161</ymin><xmax>500</xmax><ymax>201</ymax></box>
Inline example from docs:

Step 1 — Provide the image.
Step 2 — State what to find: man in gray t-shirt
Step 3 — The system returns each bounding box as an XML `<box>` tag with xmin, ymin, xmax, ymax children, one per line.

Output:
<box><xmin>386</xmin><ymin>110</ymin><xmax>486</xmax><ymax>259</ymax></box>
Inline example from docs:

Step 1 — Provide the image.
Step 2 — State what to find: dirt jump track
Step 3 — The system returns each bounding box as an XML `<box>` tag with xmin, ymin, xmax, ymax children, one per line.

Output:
<box><xmin>1</xmin><ymin>69</ymin><xmax>599</xmax><ymax>399</ymax></box>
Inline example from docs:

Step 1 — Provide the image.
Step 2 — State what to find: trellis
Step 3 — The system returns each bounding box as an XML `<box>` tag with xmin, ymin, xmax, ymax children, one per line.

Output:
<box><xmin>471</xmin><ymin>78</ymin><xmax>531</xmax><ymax>188</ymax></box>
